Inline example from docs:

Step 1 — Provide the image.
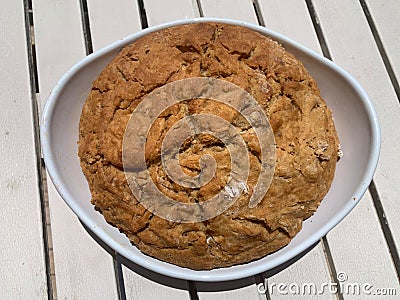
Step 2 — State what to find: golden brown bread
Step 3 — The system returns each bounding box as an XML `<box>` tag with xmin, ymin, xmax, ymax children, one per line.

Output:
<box><xmin>78</xmin><ymin>22</ymin><xmax>339</xmax><ymax>269</ymax></box>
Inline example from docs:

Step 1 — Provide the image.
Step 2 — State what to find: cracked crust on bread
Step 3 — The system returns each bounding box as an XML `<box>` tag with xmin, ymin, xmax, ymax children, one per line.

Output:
<box><xmin>78</xmin><ymin>22</ymin><xmax>339</xmax><ymax>270</ymax></box>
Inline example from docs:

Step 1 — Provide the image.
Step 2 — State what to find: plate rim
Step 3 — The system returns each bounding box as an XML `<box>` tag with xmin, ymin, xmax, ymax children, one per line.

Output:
<box><xmin>40</xmin><ymin>17</ymin><xmax>381</xmax><ymax>282</ymax></box>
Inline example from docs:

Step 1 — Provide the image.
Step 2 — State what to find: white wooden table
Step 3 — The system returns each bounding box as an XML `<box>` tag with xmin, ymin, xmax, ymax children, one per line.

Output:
<box><xmin>1</xmin><ymin>0</ymin><xmax>399</xmax><ymax>299</ymax></box>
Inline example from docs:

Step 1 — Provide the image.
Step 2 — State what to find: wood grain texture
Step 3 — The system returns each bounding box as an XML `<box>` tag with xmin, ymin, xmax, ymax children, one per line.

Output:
<box><xmin>87</xmin><ymin>0</ymin><xmax>142</xmax><ymax>51</ymax></box>
<box><xmin>200</xmin><ymin>0</ymin><xmax>258</xmax><ymax>24</ymax></box>
<box><xmin>143</xmin><ymin>0</ymin><xmax>196</xmax><ymax>26</ymax></box>
<box><xmin>365</xmin><ymin>0</ymin><xmax>400</xmax><ymax>82</ymax></box>
<box><xmin>0</xmin><ymin>1</ymin><xmax>47</xmax><ymax>298</ymax></box>
<box><xmin>33</xmin><ymin>0</ymin><xmax>118</xmax><ymax>298</ymax></box>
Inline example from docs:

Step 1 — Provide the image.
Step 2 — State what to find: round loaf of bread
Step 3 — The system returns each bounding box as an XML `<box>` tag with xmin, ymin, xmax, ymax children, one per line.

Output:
<box><xmin>78</xmin><ymin>22</ymin><xmax>339</xmax><ymax>270</ymax></box>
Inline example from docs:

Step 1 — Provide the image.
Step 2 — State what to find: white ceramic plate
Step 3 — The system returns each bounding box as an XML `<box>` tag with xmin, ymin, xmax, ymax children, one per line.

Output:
<box><xmin>40</xmin><ymin>18</ymin><xmax>380</xmax><ymax>282</ymax></box>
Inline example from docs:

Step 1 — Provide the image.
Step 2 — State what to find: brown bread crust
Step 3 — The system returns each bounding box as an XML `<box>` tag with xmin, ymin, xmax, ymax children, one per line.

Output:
<box><xmin>78</xmin><ymin>22</ymin><xmax>339</xmax><ymax>270</ymax></box>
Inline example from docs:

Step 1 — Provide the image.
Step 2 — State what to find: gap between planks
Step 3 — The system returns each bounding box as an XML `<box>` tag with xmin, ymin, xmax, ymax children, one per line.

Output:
<box><xmin>307</xmin><ymin>0</ymin><xmax>400</xmax><ymax>286</ymax></box>
<box><xmin>257</xmin><ymin>1</ymin><xmax>341</xmax><ymax>298</ymax></box>
<box><xmin>253</xmin><ymin>0</ymin><xmax>266</xmax><ymax>26</ymax></box>
<box><xmin>79</xmin><ymin>0</ymin><xmax>93</xmax><ymax>55</ymax></box>
<box><xmin>369</xmin><ymin>181</ymin><xmax>400</xmax><ymax>281</ymax></box>
<box><xmin>114</xmin><ymin>256</ymin><xmax>127</xmax><ymax>300</ymax></box>
<box><xmin>195</xmin><ymin>0</ymin><xmax>204</xmax><ymax>17</ymax></box>
<box><xmin>23</xmin><ymin>0</ymin><xmax>57</xmax><ymax>299</ymax></box>
<box><xmin>358</xmin><ymin>1</ymin><xmax>400</xmax><ymax>278</ymax></box>
<box><xmin>311</xmin><ymin>0</ymin><xmax>400</xmax><ymax>286</ymax></box>
<box><xmin>40</xmin><ymin>0</ymin><xmax>400</xmax><ymax>298</ymax></box>
<box><xmin>69</xmin><ymin>1</ymin><xmax>341</xmax><ymax>299</ymax></box>
<box><xmin>118</xmin><ymin>0</ymin><xmax>341</xmax><ymax>298</ymax></box>
<box><xmin>79</xmin><ymin>1</ymin><xmax>129</xmax><ymax>299</ymax></box>
<box><xmin>359</xmin><ymin>0</ymin><xmax>400</xmax><ymax>103</ymax></box>
<box><xmin>138</xmin><ymin>0</ymin><xmax>149</xmax><ymax>29</ymax></box>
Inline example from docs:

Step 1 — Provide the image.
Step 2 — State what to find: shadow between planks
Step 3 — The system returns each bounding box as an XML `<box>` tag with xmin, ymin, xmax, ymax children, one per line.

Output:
<box><xmin>24</xmin><ymin>0</ymin><xmax>400</xmax><ymax>299</ymax></box>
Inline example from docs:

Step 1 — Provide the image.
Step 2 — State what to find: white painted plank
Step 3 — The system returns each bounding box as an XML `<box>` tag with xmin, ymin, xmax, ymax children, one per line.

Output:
<box><xmin>33</xmin><ymin>0</ymin><xmax>118</xmax><ymax>298</ymax></box>
<box><xmin>200</xmin><ymin>0</ymin><xmax>258</xmax><ymax>24</ymax></box>
<box><xmin>327</xmin><ymin>193</ymin><xmax>398</xmax><ymax>299</ymax></box>
<box><xmin>312</xmin><ymin>0</ymin><xmax>400</xmax><ymax>297</ymax></box>
<box><xmin>122</xmin><ymin>265</ymin><xmax>190</xmax><ymax>299</ymax></box>
<box><xmin>143</xmin><ymin>0</ymin><xmax>196</xmax><ymax>26</ymax></box>
<box><xmin>46</xmin><ymin>182</ymin><xmax>120</xmax><ymax>298</ymax></box>
<box><xmin>313</xmin><ymin>0</ymin><xmax>400</xmax><ymax>252</ymax></box>
<box><xmin>86</xmin><ymin>1</ymin><xmax>192</xmax><ymax>298</ymax></box>
<box><xmin>0</xmin><ymin>1</ymin><xmax>47</xmax><ymax>298</ymax></box>
<box><xmin>268</xmin><ymin>243</ymin><xmax>335</xmax><ymax>300</ymax></box>
<box><xmin>34</xmin><ymin>1</ymin><xmax>88</xmax><ymax>113</ymax></box>
<box><xmin>197</xmin><ymin>281</ymin><xmax>263</xmax><ymax>300</ymax></box>
<box><xmin>365</xmin><ymin>0</ymin><xmax>400</xmax><ymax>82</ymax></box>
<box><xmin>87</xmin><ymin>0</ymin><xmax>142</xmax><ymax>51</ymax></box>
<box><xmin>258</xmin><ymin>0</ymin><xmax>321</xmax><ymax>53</ymax></box>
